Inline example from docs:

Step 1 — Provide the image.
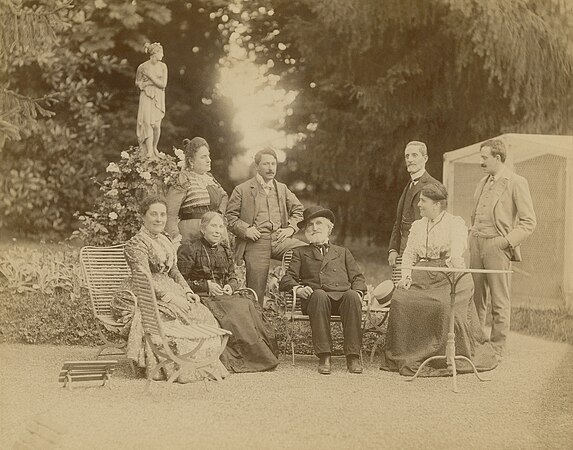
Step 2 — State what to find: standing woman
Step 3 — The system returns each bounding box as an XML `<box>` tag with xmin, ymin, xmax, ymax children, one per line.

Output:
<box><xmin>178</xmin><ymin>212</ymin><xmax>279</xmax><ymax>373</ymax></box>
<box><xmin>165</xmin><ymin>137</ymin><xmax>228</xmax><ymax>245</ymax></box>
<box><xmin>135</xmin><ymin>42</ymin><xmax>167</xmax><ymax>159</ymax></box>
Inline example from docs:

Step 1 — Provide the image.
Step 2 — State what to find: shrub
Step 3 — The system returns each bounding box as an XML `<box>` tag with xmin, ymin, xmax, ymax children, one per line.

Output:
<box><xmin>0</xmin><ymin>122</ymin><xmax>104</xmax><ymax>235</ymax></box>
<box><xmin>0</xmin><ymin>244</ymin><xmax>98</xmax><ymax>345</ymax></box>
<box><xmin>74</xmin><ymin>147</ymin><xmax>180</xmax><ymax>245</ymax></box>
<box><xmin>0</xmin><ymin>289</ymin><xmax>98</xmax><ymax>346</ymax></box>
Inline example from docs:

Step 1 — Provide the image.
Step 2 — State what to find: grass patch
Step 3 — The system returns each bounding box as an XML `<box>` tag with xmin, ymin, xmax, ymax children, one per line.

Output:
<box><xmin>511</xmin><ymin>306</ymin><xmax>573</xmax><ymax>345</ymax></box>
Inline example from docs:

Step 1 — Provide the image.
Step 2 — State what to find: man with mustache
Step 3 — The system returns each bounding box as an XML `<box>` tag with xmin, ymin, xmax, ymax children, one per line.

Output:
<box><xmin>469</xmin><ymin>139</ymin><xmax>536</xmax><ymax>361</ymax></box>
<box><xmin>388</xmin><ymin>141</ymin><xmax>441</xmax><ymax>268</ymax></box>
<box><xmin>279</xmin><ymin>206</ymin><xmax>367</xmax><ymax>375</ymax></box>
<box><xmin>226</xmin><ymin>147</ymin><xmax>305</xmax><ymax>305</ymax></box>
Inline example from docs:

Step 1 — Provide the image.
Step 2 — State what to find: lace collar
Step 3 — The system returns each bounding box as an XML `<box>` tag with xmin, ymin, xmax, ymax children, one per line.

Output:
<box><xmin>140</xmin><ymin>225</ymin><xmax>161</xmax><ymax>239</ymax></box>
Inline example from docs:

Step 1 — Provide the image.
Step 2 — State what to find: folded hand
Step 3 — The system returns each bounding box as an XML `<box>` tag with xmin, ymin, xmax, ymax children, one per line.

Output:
<box><xmin>208</xmin><ymin>280</ymin><xmax>224</xmax><ymax>296</ymax></box>
<box><xmin>186</xmin><ymin>292</ymin><xmax>200</xmax><ymax>303</ymax></box>
<box><xmin>388</xmin><ymin>252</ymin><xmax>398</xmax><ymax>267</ymax></box>
<box><xmin>245</xmin><ymin>227</ymin><xmax>261</xmax><ymax>241</ymax></box>
<box><xmin>223</xmin><ymin>284</ymin><xmax>233</xmax><ymax>295</ymax></box>
<box><xmin>296</xmin><ymin>285</ymin><xmax>314</xmax><ymax>299</ymax></box>
<box><xmin>276</xmin><ymin>227</ymin><xmax>294</xmax><ymax>243</ymax></box>
<box><xmin>397</xmin><ymin>278</ymin><xmax>411</xmax><ymax>290</ymax></box>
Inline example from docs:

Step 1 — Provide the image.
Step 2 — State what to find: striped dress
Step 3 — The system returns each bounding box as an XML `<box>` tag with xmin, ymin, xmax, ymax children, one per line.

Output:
<box><xmin>165</xmin><ymin>170</ymin><xmax>228</xmax><ymax>243</ymax></box>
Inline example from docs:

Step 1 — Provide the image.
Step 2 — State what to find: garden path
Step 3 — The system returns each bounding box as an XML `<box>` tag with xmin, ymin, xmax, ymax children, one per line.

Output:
<box><xmin>0</xmin><ymin>331</ymin><xmax>572</xmax><ymax>449</ymax></box>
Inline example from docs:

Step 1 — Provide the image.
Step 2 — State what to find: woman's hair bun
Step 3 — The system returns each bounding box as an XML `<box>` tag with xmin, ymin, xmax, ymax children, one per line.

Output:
<box><xmin>182</xmin><ymin>138</ymin><xmax>191</xmax><ymax>145</ymax></box>
<box><xmin>144</xmin><ymin>42</ymin><xmax>150</xmax><ymax>53</ymax></box>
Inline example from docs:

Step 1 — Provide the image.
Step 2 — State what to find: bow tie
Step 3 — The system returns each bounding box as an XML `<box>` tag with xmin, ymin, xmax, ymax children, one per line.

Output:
<box><xmin>409</xmin><ymin>177</ymin><xmax>421</xmax><ymax>189</ymax></box>
<box><xmin>312</xmin><ymin>243</ymin><xmax>330</xmax><ymax>255</ymax></box>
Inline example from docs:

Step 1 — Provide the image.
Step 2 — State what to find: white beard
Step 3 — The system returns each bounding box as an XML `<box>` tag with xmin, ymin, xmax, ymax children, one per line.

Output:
<box><xmin>306</xmin><ymin>232</ymin><xmax>329</xmax><ymax>245</ymax></box>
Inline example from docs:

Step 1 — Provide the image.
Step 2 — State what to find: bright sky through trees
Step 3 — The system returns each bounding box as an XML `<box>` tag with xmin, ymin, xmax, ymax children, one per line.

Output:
<box><xmin>217</xmin><ymin>2</ymin><xmax>300</xmax><ymax>180</ymax></box>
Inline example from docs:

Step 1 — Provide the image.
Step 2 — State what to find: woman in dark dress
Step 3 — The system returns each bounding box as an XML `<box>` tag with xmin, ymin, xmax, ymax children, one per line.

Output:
<box><xmin>380</xmin><ymin>184</ymin><xmax>498</xmax><ymax>377</ymax></box>
<box><xmin>177</xmin><ymin>212</ymin><xmax>279</xmax><ymax>373</ymax></box>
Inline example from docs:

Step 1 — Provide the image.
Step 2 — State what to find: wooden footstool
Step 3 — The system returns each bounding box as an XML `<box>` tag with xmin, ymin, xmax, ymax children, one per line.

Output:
<box><xmin>58</xmin><ymin>360</ymin><xmax>118</xmax><ymax>390</ymax></box>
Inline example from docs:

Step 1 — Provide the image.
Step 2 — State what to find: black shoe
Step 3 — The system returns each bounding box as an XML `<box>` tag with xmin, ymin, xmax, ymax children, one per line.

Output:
<box><xmin>318</xmin><ymin>354</ymin><xmax>331</xmax><ymax>375</ymax></box>
<box><xmin>346</xmin><ymin>355</ymin><xmax>363</xmax><ymax>374</ymax></box>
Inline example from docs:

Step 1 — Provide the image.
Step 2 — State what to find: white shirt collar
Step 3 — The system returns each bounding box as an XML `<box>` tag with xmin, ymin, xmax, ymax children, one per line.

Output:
<box><xmin>256</xmin><ymin>173</ymin><xmax>275</xmax><ymax>188</ymax></box>
<box><xmin>490</xmin><ymin>165</ymin><xmax>508</xmax><ymax>182</ymax></box>
<box><xmin>429</xmin><ymin>210</ymin><xmax>447</xmax><ymax>224</ymax></box>
<box><xmin>410</xmin><ymin>168</ymin><xmax>426</xmax><ymax>181</ymax></box>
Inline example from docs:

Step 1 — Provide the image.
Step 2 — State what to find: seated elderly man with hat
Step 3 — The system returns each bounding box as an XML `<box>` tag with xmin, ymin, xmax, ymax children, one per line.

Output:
<box><xmin>279</xmin><ymin>206</ymin><xmax>367</xmax><ymax>374</ymax></box>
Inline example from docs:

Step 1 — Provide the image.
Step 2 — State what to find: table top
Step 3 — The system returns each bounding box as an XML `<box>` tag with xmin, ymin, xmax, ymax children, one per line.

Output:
<box><xmin>400</xmin><ymin>265</ymin><xmax>512</xmax><ymax>274</ymax></box>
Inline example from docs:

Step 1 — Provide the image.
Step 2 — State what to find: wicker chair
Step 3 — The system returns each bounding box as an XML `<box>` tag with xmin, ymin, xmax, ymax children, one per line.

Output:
<box><xmin>130</xmin><ymin>267</ymin><xmax>232</xmax><ymax>390</ymax></box>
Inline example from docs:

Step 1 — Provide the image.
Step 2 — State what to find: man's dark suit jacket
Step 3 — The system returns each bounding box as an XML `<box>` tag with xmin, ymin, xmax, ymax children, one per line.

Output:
<box><xmin>279</xmin><ymin>244</ymin><xmax>367</xmax><ymax>301</ymax></box>
<box><xmin>388</xmin><ymin>170</ymin><xmax>441</xmax><ymax>254</ymax></box>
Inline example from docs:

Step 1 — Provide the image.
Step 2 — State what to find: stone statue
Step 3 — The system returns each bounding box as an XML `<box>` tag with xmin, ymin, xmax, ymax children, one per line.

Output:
<box><xmin>135</xmin><ymin>42</ymin><xmax>168</xmax><ymax>159</ymax></box>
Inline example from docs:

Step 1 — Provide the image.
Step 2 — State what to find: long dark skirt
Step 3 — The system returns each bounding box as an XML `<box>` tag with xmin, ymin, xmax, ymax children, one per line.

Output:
<box><xmin>202</xmin><ymin>293</ymin><xmax>279</xmax><ymax>373</ymax></box>
<box><xmin>379</xmin><ymin>260</ymin><xmax>498</xmax><ymax>377</ymax></box>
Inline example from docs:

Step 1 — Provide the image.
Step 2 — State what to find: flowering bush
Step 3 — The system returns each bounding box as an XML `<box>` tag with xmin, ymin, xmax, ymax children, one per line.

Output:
<box><xmin>74</xmin><ymin>147</ymin><xmax>180</xmax><ymax>245</ymax></box>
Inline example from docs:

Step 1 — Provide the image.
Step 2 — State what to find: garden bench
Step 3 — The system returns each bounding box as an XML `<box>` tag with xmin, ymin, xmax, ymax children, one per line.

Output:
<box><xmin>58</xmin><ymin>360</ymin><xmax>118</xmax><ymax>390</ymax></box>
<box><xmin>279</xmin><ymin>250</ymin><xmax>391</xmax><ymax>364</ymax></box>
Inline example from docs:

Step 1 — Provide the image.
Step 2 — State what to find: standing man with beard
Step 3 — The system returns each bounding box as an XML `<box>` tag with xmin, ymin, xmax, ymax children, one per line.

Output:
<box><xmin>470</xmin><ymin>139</ymin><xmax>536</xmax><ymax>360</ymax></box>
<box><xmin>226</xmin><ymin>147</ymin><xmax>306</xmax><ymax>305</ymax></box>
<box><xmin>279</xmin><ymin>206</ymin><xmax>367</xmax><ymax>375</ymax></box>
<box><xmin>388</xmin><ymin>141</ymin><xmax>441</xmax><ymax>268</ymax></box>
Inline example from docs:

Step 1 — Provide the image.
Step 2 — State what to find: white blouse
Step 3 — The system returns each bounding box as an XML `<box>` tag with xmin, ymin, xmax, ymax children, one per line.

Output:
<box><xmin>401</xmin><ymin>212</ymin><xmax>468</xmax><ymax>279</ymax></box>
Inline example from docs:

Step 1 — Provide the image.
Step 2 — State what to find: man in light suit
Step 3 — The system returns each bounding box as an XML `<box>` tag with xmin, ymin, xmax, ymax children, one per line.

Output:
<box><xmin>279</xmin><ymin>206</ymin><xmax>367</xmax><ymax>375</ymax></box>
<box><xmin>469</xmin><ymin>139</ymin><xmax>536</xmax><ymax>359</ymax></box>
<box><xmin>388</xmin><ymin>141</ymin><xmax>441</xmax><ymax>268</ymax></box>
<box><xmin>226</xmin><ymin>148</ymin><xmax>305</xmax><ymax>305</ymax></box>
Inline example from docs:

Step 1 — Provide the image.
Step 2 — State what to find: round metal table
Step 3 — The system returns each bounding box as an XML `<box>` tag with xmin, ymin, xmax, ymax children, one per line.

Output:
<box><xmin>399</xmin><ymin>265</ymin><xmax>512</xmax><ymax>393</ymax></box>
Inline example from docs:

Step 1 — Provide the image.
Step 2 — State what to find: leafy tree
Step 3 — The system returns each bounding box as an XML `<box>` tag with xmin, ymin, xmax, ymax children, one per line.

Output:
<box><xmin>1</xmin><ymin>0</ymin><xmax>239</xmax><ymax>236</ymax></box>
<box><xmin>0</xmin><ymin>0</ymin><xmax>167</xmax><ymax>234</ymax></box>
<box><xmin>0</xmin><ymin>0</ymin><xmax>71</xmax><ymax>143</ymax></box>
<box><xmin>231</xmin><ymin>0</ymin><xmax>573</xmax><ymax>243</ymax></box>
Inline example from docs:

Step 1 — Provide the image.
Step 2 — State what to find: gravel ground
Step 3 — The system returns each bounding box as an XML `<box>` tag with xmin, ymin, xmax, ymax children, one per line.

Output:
<box><xmin>1</xmin><ymin>332</ymin><xmax>572</xmax><ymax>450</ymax></box>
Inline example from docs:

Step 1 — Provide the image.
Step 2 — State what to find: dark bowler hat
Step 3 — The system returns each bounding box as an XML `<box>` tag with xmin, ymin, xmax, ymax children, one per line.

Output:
<box><xmin>298</xmin><ymin>205</ymin><xmax>335</xmax><ymax>229</ymax></box>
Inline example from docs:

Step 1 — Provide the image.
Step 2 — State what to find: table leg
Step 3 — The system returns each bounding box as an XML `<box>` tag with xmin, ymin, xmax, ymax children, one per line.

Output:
<box><xmin>407</xmin><ymin>271</ymin><xmax>489</xmax><ymax>392</ymax></box>
<box><xmin>447</xmin><ymin>277</ymin><xmax>458</xmax><ymax>392</ymax></box>
<box><xmin>451</xmin><ymin>350</ymin><xmax>458</xmax><ymax>393</ymax></box>
<box><xmin>454</xmin><ymin>356</ymin><xmax>490</xmax><ymax>382</ymax></box>
<box><xmin>406</xmin><ymin>355</ymin><xmax>447</xmax><ymax>381</ymax></box>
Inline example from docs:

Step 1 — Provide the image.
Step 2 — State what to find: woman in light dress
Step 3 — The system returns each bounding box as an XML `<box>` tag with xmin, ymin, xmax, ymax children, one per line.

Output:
<box><xmin>380</xmin><ymin>184</ymin><xmax>498</xmax><ymax>376</ymax></box>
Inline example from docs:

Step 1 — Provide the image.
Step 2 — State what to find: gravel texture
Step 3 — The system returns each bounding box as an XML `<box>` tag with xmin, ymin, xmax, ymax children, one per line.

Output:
<box><xmin>1</xmin><ymin>332</ymin><xmax>572</xmax><ymax>449</ymax></box>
